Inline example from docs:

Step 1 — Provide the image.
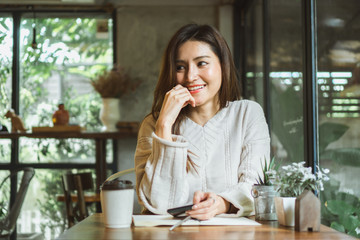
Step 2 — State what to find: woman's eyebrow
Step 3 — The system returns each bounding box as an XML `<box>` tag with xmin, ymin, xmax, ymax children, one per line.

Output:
<box><xmin>194</xmin><ymin>55</ymin><xmax>211</xmax><ymax>61</ymax></box>
<box><xmin>176</xmin><ymin>55</ymin><xmax>211</xmax><ymax>63</ymax></box>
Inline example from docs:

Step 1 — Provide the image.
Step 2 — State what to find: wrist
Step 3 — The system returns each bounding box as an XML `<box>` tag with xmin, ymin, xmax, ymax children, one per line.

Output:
<box><xmin>155</xmin><ymin>119</ymin><xmax>173</xmax><ymax>141</ymax></box>
<box><xmin>217</xmin><ymin>196</ymin><xmax>230</xmax><ymax>214</ymax></box>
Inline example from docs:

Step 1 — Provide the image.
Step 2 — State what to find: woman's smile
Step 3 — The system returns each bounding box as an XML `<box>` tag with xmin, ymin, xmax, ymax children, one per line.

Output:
<box><xmin>187</xmin><ymin>84</ymin><xmax>206</xmax><ymax>94</ymax></box>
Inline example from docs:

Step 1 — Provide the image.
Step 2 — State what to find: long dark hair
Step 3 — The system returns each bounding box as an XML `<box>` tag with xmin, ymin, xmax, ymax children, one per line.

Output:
<box><xmin>149</xmin><ymin>24</ymin><xmax>241</xmax><ymax>172</ymax></box>
<box><xmin>151</xmin><ymin>23</ymin><xmax>241</xmax><ymax>132</ymax></box>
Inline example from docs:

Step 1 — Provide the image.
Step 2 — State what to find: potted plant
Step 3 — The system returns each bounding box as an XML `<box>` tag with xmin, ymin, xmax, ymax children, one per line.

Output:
<box><xmin>270</xmin><ymin>162</ymin><xmax>329</xmax><ymax>226</ymax></box>
<box><xmin>91</xmin><ymin>65</ymin><xmax>140</xmax><ymax>131</ymax></box>
<box><xmin>251</xmin><ymin>157</ymin><xmax>279</xmax><ymax>221</ymax></box>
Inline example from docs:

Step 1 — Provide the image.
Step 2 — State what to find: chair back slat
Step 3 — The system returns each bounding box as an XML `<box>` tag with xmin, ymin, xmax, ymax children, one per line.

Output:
<box><xmin>61</xmin><ymin>172</ymin><xmax>93</xmax><ymax>228</ymax></box>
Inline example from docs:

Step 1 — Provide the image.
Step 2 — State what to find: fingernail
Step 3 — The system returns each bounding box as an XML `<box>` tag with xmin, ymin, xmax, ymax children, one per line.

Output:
<box><xmin>193</xmin><ymin>205</ymin><xmax>198</xmax><ymax>209</ymax></box>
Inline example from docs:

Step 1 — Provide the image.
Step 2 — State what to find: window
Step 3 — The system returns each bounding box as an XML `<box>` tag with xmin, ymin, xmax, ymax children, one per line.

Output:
<box><xmin>0</xmin><ymin>15</ymin><xmax>13</xmax><ymax>163</ymax></box>
<box><xmin>237</xmin><ymin>0</ymin><xmax>360</xmax><ymax>237</ymax></box>
<box><xmin>0</xmin><ymin>10</ymin><xmax>114</xmax><ymax>239</ymax></box>
<box><xmin>242</xmin><ymin>0</ymin><xmax>304</xmax><ymax>164</ymax></box>
<box><xmin>18</xmin><ymin>14</ymin><xmax>113</xmax><ymax>163</ymax></box>
<box><xmin>317</xmin><ymin>0</ymin><xmax>360</xmax><ymax>236</ymax></box>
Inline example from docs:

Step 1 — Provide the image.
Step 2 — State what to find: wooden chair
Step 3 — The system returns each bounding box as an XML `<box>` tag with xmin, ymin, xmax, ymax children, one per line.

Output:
<box><xmin>61</xmin><ymin>172</ymin><xmax>94</xmax><ymax>228</ymax></box>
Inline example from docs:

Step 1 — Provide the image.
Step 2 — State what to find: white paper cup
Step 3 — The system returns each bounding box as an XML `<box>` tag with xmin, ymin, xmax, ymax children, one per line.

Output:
<box><xmin>100</xmin><ymin>180</ymin><xmax>134</xmax><ymax>228</ymax></box>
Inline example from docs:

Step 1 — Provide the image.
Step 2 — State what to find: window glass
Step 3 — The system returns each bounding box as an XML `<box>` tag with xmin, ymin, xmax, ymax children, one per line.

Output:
<box><xmin>0</xmin><ymin>170</ymin><xmax>10</xmax><ymax>219</ymax></box>
<box><xmin>269</xmin><ymin>0</ymin><xmax>304</xmax><ymax>164</ymax></box>
<box><xmin>16</xmin><ymin>169</ymin><xmax>96</xmax><ymax>239</ymax></box>
<box><xmin>0</xmin><ymin>16</ymin><xmax>13</xmax><ymax>163</ymax></box>
<box><xmin>18</xmin><ymin>14</ymin><xmax>113</xmax><ymax>163</ymax></box>
<box><xmin>242</xmin><ymin>1</ymin><xmax>304</xmax><ymax>164</ymax></box>
<box><xmin>243</xmin><ymin>0</ymin><xmax>264</xmax><ymax>104</ymax></box>
<box><xmin>317</xmin><ymin>0</ymin><xmax>360</xmax><ymax>236</ymax></box>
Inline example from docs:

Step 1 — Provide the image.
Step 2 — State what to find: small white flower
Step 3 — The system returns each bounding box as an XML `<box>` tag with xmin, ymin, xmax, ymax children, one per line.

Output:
<box><xmin>266</xmin><ymin>170</ymin><xmax>276</xmax><ymax>176</ymax></box>
<box><xmin>282</xmin><ymin>165</ymin><xmax>290</xmax><ymax>171</ymax></box>
<box><xmin>273</xmin><ymin>161</ymin><xmax>330</xmax><ymax>197</ymax></box>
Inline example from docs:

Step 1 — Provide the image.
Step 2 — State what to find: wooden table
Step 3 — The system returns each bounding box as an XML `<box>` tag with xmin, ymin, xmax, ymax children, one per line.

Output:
<box><xmin>56</xmin><ymin>193</ymin><xmax>100</xmax><ymax>203</ymax></box>
<box><xmin>0</xmin><ymin>129</ymin><xmax>137</xmax><ymax>192</ymax></box>
<box><xmin>56</xmin><ymin>213</ymin><xmax>355</xmax><ymax>240</ymax></box>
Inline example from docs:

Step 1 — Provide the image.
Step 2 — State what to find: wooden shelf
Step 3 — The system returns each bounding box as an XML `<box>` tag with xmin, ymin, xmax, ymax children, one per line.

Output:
<box><xmin>32</xmin><ymin>125</ymin><xmax>84</xmax><ymax>133</ymax></box>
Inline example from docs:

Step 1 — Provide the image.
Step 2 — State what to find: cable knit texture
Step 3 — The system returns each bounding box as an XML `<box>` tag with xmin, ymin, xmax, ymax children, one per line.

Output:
<box><xmin>135</xmin><ymin>100</ymin><xmax>270</xmax><ymax>216</ymax></box>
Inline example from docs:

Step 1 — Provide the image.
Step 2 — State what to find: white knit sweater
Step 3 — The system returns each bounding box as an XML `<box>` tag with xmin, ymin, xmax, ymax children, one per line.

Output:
<box><xmin>134</xmin><ymin>100</ymin><xmax>270</xmax><ymax>216</ymax></box>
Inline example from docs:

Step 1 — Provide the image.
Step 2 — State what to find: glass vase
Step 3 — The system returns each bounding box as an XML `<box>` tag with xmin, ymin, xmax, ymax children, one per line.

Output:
<box><xmin>251</xmin><ymin>185</ymin><xmax>278</xmax><ymax>221</ymax></box>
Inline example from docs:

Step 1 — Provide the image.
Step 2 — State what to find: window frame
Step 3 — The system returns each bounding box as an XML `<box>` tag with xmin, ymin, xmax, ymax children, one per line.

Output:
<box><xmin>0</xmin><ymin>7</ymin><xmax>117</xmax><ymax>239</ymax></box>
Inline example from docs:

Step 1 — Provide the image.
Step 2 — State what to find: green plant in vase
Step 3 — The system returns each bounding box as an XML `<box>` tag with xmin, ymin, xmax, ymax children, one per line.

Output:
<box><xmin>255</xmin><ymin>157</ymin><xmax>277</xmax><ymax>186</ymax></box>
<box><xmin>271</xmin><ymin>162</ymin><xmax>330</xmax><ymax>227</ymax></box>
<box><xmin>272</xmin><ymin>161</ymin><xmax>329</xmax><ymax>198</ymax></box>
<box><xmin>251</xmin><ymin>157</ymin><xmax>279</xmax><ymax>221</ymax></box>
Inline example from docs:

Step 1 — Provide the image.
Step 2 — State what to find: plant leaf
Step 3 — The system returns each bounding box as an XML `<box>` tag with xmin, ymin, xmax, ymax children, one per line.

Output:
<box><xmin>257</xmin><ymin>173</ymin><xmax>264</xmax><ymax>185</ymax></box>
<box><xmin>327</xmin><ymin>200</ymin><xmax>355</xmax><ymax>216</ymax></box>
<box><xmin>340</xmin><ymin>215</ymin><xmax>360</xmax><ymax>232</ymax></box>
<box><xmin>269</xmin><ymin>157</ymin><xmax>275</xmax><ymax>170</ymax></box>
<box><xmin>335</xmin><ymin>192</ymin><xmax>360</xmax><ymax>207</ymax></box>
<box><xmin>319</xmin><ymin>122</ymin><xmax>349</xmax><ymax>154</ymax></box>
<box><xmin>320</xmin><ymin>148</ymin><xmax>360</xmax><ymax>166</ymax></box>
<box><xmin>347</xmin><ymin>229</ymin><xmax>360</xmax><ymax>238</ymax></box>
<box><xmin>330</xmin><ymin>222</ymin><xmax>345</xmax><ymax>233</ymax></box>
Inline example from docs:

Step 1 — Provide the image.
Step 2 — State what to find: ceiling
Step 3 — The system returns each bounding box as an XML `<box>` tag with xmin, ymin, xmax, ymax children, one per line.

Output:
<box><xmin>0</xmin><ymin>0</ymin><xmax>231</xmax><ymax>6</ymax></box>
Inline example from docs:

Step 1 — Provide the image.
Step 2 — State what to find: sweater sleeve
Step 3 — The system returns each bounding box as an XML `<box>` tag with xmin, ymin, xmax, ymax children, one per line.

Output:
<box><xmin>134</xmin><ymin>116</ymin><xmax>190</xmax><ymax>214</ymax></box>
<box><xmin>218</xmin><ymin>101</ymin><xmax>270</xmax><ymax>216</ymax></box>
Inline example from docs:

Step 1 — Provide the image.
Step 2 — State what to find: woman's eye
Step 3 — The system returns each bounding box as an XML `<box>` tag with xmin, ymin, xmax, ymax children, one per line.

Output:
<box><xmin>176</xmin><ymin>65</ymin><xmax>185</xmax><ymax>71</ymax></box>
<box><xmin>198</xmin><ymin>61</ymin><xmax>208</xmax><ymax>67</ymax></box>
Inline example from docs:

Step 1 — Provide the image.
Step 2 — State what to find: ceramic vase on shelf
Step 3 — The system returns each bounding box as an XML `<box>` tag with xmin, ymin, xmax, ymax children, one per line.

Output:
<box><xmin>100</xmin><ymin>98</ymin><xmax>120</xmax><ymax>132</ymax></box>
<box><xmin>274</xmin><ymin>197</ymin><xmax>296</xmax><ymax>227</ymax></box>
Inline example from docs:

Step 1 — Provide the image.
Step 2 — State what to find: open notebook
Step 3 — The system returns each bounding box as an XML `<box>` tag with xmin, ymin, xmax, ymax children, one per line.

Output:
<box><xmin>132</xmin><ymin>214</ymin><xmax>261</xmax><ymax>227</ymax></box>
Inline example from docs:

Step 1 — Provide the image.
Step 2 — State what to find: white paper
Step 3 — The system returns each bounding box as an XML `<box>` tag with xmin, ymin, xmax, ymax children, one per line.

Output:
<box><xmin>132</xmin><ymin>214</ymin><xmax>261</xmax><ymax>227</ymax></box>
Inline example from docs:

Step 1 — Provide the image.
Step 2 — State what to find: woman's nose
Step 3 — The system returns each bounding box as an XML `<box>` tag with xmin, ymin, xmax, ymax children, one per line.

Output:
<box><xmin>186</xmin><ymin>65</ymin><xmax>199</xmax><ymax>82</ymax></box>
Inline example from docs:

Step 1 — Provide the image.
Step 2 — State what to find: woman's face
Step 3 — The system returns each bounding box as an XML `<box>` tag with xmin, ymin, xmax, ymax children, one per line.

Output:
<box><xmin>175</xmin><ymin>40</ymin><xmax>222</xmax><ymax>108</ymax></box>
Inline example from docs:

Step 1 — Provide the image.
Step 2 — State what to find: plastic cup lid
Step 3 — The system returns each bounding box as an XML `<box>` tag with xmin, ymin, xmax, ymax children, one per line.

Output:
<box><xmin>101</xmin><ymin>179</ymin><xmax>134</xmax><ymax>190</ymax></box>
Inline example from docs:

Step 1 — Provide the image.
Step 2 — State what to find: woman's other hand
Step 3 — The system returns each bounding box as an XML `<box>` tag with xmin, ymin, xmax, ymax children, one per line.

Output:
<box><xmin>155</xmin><ymin>84</ymin><xmax>195</xmax><ymax>141</ymax></box>
<box><xmin>186</xmin><ymin>190</ymin><xmax>230</xmax><ymax>220</ymax></box>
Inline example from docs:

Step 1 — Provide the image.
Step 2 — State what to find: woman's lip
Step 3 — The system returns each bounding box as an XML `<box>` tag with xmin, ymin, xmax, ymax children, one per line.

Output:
<box><xmin>187</xmin><ymin>85</ymin><xmax>205</xmax><ymax>94</ymax></box>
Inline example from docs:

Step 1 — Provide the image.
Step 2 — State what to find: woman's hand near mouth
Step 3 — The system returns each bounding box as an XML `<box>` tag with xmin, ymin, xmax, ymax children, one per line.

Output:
<box><xmin>155</xmin><ymin>84</ymin><xmax>196</xmax><ymax>141</ymax></box>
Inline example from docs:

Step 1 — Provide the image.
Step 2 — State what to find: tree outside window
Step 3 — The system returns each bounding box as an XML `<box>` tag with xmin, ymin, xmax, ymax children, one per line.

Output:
<box><xmin>0</xmin><ymin>13</ymin><xmax>113</xmax><ymax>239</ymax></box>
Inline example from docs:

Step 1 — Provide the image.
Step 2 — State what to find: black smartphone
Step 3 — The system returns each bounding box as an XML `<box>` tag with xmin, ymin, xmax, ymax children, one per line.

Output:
<box><xmin>167</xmin><ymin>204</ymin><xmax>194</xmax><ymax>217</ymax></box>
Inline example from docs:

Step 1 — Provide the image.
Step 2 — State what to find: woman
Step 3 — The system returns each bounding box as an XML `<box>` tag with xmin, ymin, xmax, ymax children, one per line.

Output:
<box><xmin>135</xmin><ymin>24</ymin><xmax>270</xmax><ymax>220</ymax></box>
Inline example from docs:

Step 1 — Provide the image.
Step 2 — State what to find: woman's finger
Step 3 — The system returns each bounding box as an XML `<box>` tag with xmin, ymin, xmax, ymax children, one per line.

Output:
<box><xmin>172</xmin><ymin>84</ymin><xmax>183</xmax><ymax>91</ymax></box>
<box><xmin>168</xmin><ymin>85</ymin><xmax>196</xmax><ymax>107</ymax></box>
<box><xmin>187</xmin><ymin>207</ymin><xmax>217</xmax><ymax>220</ymax></box>
<box><xmin>193</xmin><ymin>190</ymin><xmax>206</xmax><ymax>205</ymax></box>
<box><xmin>188</xmin><ymin>192</ymin><xmax>218</xmax><ymax>219</ymax></box>
<box><xmin>193</xmin><ymin>194</ymin><xmax>217</xmax><ymax>209</ymax></box>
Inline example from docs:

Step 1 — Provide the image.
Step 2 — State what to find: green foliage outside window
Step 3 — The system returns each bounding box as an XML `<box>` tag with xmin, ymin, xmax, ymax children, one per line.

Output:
<box><xmin>271</xmin><ymin>84</ymin><xmax>360</xmax><ymax>238</ymax></box>
<box><xmin>0</xmin><ymin>18</ymin><xmax>11</xmax><ymax>121</ymax></box>
<box><xmin>0</xmin><ymin>172</ymin><xmax>10</xmax><ymax>220</ymax></box>
<box><xmin>0</xmin><ymin>15</ymin><xmax>112</xmax><ymax>238</ymax></box>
